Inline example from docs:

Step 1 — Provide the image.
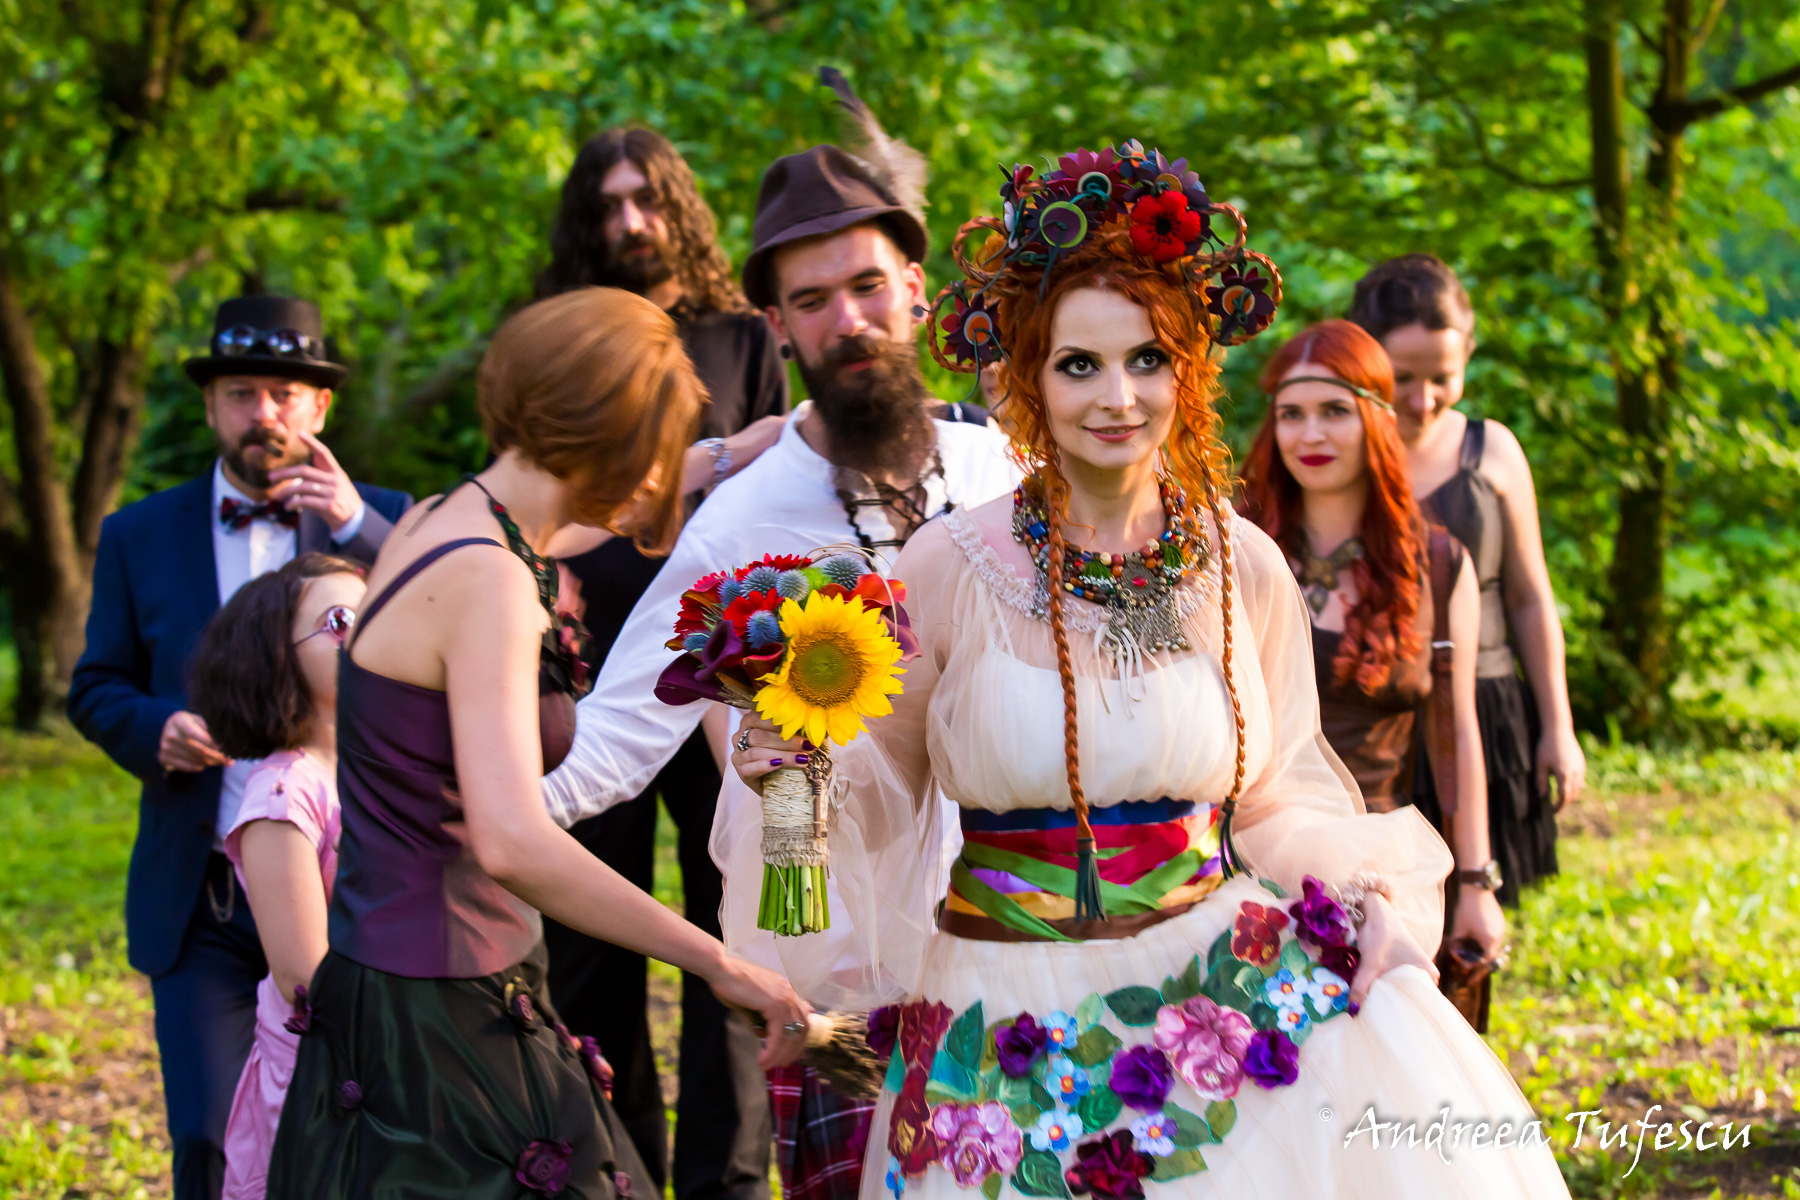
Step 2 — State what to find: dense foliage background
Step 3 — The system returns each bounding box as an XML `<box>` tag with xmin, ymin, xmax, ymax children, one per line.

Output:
<box><xmin>2</xmin><ymin>0</ymin><xmax>1797</xmax><ymax>736</ymax></box>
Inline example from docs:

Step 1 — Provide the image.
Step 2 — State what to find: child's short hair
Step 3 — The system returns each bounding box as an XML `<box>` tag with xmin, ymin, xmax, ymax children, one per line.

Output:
<box><xmin>189</xmin><ymin>552</ymin><xmax>363</xmax><ymax>760</ymax></box>
<box><xmin>1348</xmin><ymin>253</ymin><xmax>1476</xmax><ymax>343</ymax></box>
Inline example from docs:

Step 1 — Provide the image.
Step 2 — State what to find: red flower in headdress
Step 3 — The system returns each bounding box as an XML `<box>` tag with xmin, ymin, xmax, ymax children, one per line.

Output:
<box><xmin>1129</xmin><ymin>191</ymin><xmax>1202</xmax><ymax>263</ymax></box>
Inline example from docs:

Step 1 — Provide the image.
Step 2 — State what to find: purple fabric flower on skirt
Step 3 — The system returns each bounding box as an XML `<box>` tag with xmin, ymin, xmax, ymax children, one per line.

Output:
<box><xmin>867</xmin><ymin>1005</ymin><xmax>900</xmax><ymax>1060</ymax></box>
<box><xmin>1108</xmin><ymin>1044</ymin><xmax>1174</xmax><ymax>1112</ymax></box>
<box><xmin>516</xmin><ymin>1139</ymin><xmax>574</xmax><ymax>1195</ymax></box>
<box><xmin>995</xmin><ymin>1013</ymin><xmax>1048</xmax><ymax>1078</ymax></box>
<box><xmin>578</xmin><ymin>1035</ymin><xmax>615</xmax><ymax>1098</ymax></box>
<box><xmin>1319</xmin><ymin>941</ymin><xmax>1362</xmax><ymax>983</ymax></box>
<box><xmin>1242</xmin><ymin>1029</ymin><xmax>1300</xmax><ymax>1089</ymax></box>
<box><xmin>283</xmin><ymin>984</ymin><xmax>312</xmax><ymax>1035</ymax></box>
<box><xmin>1288</xmin><ymin>876</ymin><xmax>1353</xmax><ymax>949</ymax></box>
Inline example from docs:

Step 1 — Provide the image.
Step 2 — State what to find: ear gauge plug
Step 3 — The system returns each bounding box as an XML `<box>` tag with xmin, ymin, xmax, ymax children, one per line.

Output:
<box><xmin>778</xmin><ymin>343</ymin><xmax>794</xmax><ymax>361</ymax></box>
<box><xmin>911</xmin><ymin>305</ymin><xmax>928</xmax><ymax>319</ymax></box>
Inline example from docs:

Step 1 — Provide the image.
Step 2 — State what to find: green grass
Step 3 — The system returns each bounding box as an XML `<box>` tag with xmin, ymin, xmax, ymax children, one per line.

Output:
<box><xmin>5</xmin><ymin>723</ymin><xmax>1800</xmax><ymax>1195</ymax></box>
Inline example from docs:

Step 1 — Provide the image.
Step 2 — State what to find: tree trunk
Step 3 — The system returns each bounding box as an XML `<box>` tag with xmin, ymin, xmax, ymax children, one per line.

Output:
<box><xmin>0</xmin><ymin>258</ymin><xmax>85</xmax><ymax>726</ymax></box>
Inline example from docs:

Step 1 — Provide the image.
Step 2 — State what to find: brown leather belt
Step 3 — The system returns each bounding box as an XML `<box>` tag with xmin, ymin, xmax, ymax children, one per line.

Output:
<box><xmin>937</xmin><ymin>899</ymin><xmax>1198</xmax><ymax>943</ymax></box>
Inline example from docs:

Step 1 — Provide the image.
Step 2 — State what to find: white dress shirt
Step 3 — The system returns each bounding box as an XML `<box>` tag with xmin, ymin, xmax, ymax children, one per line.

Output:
<box><xmin>210</xmin><ymin>459</ymin><xmax>365</xmax><ymax>844</ymax></box>
<box><xmin>541</xmin><ymin>403</ymin><xmax>1020</xmax><ymax>826</ymax></box>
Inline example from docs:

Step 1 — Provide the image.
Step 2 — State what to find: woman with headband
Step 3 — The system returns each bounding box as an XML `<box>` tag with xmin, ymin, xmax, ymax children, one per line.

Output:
<box><xmin>728</xmin><ymin>146</ymin><xmax>1564</xmax><ymax>1196</ymax></box>
<box><xmin>1240</xmin><ymin>319</ymin><xmax>1507</xmax><ymax>1029</ymax></box>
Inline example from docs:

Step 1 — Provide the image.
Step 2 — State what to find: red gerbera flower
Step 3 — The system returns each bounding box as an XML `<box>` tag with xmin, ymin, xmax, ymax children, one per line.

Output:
<box><xmin>736</xmin><ymin>553</ymin><xmax>812</xmax><ymax>576</ymax></box>
<box><xmin>721</xmin><ymin>588</ymin><xmax>782</xmax><ymax>634</ymax></box>
<box><xmin>1231</xmin><ymin>901</ymin><xmax>1289</xmax><ymax>967</ymax></box>
<box><xmin>666</xmin><ymin>593</ymin><xmax>716</xmax><ymax>648</ymax></box>
<box><xmin>1128</xmin><ymin>191</ymin><xmax>1202</xmax><ymax>263</ymax></box>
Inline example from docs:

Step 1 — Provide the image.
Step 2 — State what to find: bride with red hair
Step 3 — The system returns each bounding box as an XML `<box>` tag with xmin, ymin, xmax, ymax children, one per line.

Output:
<box><xmin>729</xmin><ymin>145</ymin><xmax>1565</xmax><ymax>1198</ymax></box>
<box><xmin>1240</xmin><ymin>319</ymin><xmax>1507</xmax><ymax>1023</ymax></box>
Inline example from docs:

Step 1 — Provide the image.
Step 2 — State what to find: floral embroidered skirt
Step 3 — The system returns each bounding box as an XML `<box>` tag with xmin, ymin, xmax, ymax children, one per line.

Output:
<box><xmin>867</xmin><ymin>876</ymin><xmax>1567</xmax><ymax>1200</ymax></box>
<box><xmin>267</xmin><ymin>943</ymin><xmax>653</xmax><ymax>1200</ymax></box>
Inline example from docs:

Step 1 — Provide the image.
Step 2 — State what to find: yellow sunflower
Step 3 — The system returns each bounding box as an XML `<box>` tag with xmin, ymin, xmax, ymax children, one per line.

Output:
<box><xmin>755</xmin><ymin>591</ymin><xmax>905</xmax><ymax>745</ymax></box>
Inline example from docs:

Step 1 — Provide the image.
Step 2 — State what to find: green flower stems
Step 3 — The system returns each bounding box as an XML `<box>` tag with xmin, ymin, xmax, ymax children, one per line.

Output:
<box><xmin>758</xmin><ymin>863</ymin><xmax>829</xmax><ymax>936</ymax></box>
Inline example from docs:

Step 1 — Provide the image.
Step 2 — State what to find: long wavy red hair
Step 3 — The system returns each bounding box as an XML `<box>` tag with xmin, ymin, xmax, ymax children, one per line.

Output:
<box><xmin>1239</xmin><ymin>319</ymin><xmax>1423</xmax><ymax>693</ymax></box>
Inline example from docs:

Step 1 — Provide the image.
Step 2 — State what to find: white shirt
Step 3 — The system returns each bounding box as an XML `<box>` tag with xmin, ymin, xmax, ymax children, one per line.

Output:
<box><xmin>210</xmin><ymin>459</ymin><xmax>365</xmax><ymax>843</ymax></box>
<box><xmin>541</xmin><ymin>403</ymin><xmax>1020</xmax><ymax>826</ymax></box>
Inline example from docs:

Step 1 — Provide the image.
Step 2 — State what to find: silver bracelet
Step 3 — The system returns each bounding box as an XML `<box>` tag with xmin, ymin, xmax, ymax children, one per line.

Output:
<box><xmin>1337</xmin><ymin>870</ymin><xmax>1394</xmax><ymax>929</ymax></box>
<box><xmin>697</xmin><ymin>437</ymin><xmax>731</xmax><ymax>488</ymax></box>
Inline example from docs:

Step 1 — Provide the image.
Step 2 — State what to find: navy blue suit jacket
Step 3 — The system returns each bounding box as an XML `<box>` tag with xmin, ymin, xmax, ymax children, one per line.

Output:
<box><xmin>68</xmin><ymin>471</ymin><xmax>412</xmax><ymax>978</ymax></box>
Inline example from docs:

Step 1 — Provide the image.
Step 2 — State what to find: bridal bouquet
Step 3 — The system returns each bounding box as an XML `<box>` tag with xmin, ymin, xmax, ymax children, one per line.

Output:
<box><xmin>655</xmin><ymin>551</ymin><xmax>916</xmax><ymax>935</ymax></box>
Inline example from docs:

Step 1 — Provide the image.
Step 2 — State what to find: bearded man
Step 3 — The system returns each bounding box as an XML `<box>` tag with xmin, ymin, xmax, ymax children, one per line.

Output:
<box><xmin>67</xmin><ymin>296</ymin><xmax>410</xmax><ymax>1200</ymax></box>
<box><xmin>534</xmin><ymin>125</ymin><xmax>792</xmax><ymax>1200</ymax></box>
<box><xmin>540</xmin><ymin>101</ymin><xmax>1019</xmax><ymax>1198</ymax></box>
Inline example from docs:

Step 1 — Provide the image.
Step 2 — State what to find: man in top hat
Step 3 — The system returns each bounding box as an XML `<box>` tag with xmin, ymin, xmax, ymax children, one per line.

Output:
<box><xmin>68</xmin><ymin>296</ymin><xmax>411</xmax><ymax>1200</ymax></box>
<box><xmin>541</xmin><ymin>75</ymin><xmax>1018</xmax><ymax>1200</ymax></box>
<box><xmin>532</xmin><ymin>125</ymin><xmax>790</xmax><ymax>1200</ymax></box>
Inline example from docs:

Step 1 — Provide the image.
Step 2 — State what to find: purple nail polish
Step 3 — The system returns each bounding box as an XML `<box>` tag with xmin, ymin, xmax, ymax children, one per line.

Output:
<box><xmin>802</xmin><ymin>740</ymin><xmax>815</xmax><ymax>751</ymax></box>
<box><xmin>1346</xmin><ymin>1001</ymin><xmax>1361</xmax><ymax>1018</ymax></box>
<box><xmin>770</xmin><ymin>758</ymin><xmax>782</xmax><ymax>768</ymax></box>
<box><xmin>795</xmin><ymin>753</ymin><xmax>810</xmax><ymax>766</ymax></box>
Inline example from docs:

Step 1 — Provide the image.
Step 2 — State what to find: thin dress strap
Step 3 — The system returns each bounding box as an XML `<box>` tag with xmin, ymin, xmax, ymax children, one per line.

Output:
<box><xmin>349</xmin><ymin>537</ymin><xmax>502</xmax><ymax>649</ymax></box>
<box><xmin>1460</xmin><ymin>417</ymin><xmax>1486</xmax><ymax>471</ymax></box>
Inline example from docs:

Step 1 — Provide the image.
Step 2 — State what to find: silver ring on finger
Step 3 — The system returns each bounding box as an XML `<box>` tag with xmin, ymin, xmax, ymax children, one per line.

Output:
<box><xmin>782</xmin><ymin>1020</ymin><xmax>807</xmax><ymax>1036</ymax></box>
<box><xmin>735</xmin><ymin>730</ymin><xmax>753</xmax><ymax>754</ymax></box>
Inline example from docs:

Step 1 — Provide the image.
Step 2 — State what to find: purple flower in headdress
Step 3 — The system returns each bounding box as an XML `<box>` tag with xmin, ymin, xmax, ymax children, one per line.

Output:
<box><xmin>1050</xmin><ymin>146</ymin><xmax>1127</xmax><ymax>218</ymax></box>
<box><xmin>1288</xmin><ymin>876</ymin><xmax>1353</xmax><ymax>949</ymax></box>
<box><xmin>940</xmin><ymin>291</ymin><xmax>1002</xmax><ymax>368</ymax></box>
<box><xmin>1242</xmin><ymin>1029</ymin><xmax>1300</xmax><ymax>1089</ymax></box>
<box><xmin>867</xmin><ymin>1005</ymin><xmax>900</xmax><ymax>1060</ymax></box>
<box><xmin>1205</xmin><ymin>263</ymin><xmax>1278</xmax><ymax>342</ymax></box>
<box><xmin>995</xmin><ymin>1013</ymin><xmax>1049</xmax><ymax>1077</ymax></box>
<box><xmin>1108</xmin><ymin>1045</ymin><xmax>1174</xmax><ymax>1112</ymax></box>
<box><xmin>516</xmin><ymin>1139</ymin><xmax>574</xmax><ymax>1195</ymax></box>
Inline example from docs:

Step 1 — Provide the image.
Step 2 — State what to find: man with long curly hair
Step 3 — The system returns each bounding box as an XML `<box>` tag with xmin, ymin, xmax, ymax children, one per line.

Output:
<box><xmin>535</xmin><ymin>125</ymin><xmax>790</xmax><ymax>1200</ymax></box>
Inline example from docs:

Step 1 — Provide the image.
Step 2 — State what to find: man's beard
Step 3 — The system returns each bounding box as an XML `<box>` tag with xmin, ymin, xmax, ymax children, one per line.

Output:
<box><xmin>590</xmin><ymin>232</ymin><xmax>677</xmax><ymax>295</ymax></box>
<box><xmin>796</xmin><ymin>335</ymin><xmax>936</xmax><ymax>481</ymax></box>
<box><xmin>221</xmin><ymin>424</ymin><xmax>308</xmax><ymax>490</ymax></box>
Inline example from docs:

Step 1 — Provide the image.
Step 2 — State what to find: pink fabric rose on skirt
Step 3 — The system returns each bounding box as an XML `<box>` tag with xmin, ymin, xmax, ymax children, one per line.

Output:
<box><xmin>930</xmin><ymin>1101</ymin><xmax>1025</xmax><ymax>1186</ymax></box>
<box><xmin>1152</xmin><ymin>995</ymin><xmax>1253</xmax><ymax>1101</ymax></box>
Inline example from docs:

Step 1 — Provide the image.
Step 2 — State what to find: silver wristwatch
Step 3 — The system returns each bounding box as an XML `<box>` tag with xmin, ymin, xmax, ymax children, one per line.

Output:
<box><xmin>1457</xmin><ymin>859</ymin><xmax>1503</xmax><ymax>892</ymax></box>
<box><xmin>698</xmin><ymin>437</ymin><xmax>731</xmax><ymax>488</ymax></box>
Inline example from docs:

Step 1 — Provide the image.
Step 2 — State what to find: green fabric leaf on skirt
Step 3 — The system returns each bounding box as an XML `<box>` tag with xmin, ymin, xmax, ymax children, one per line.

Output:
<box><xmin>1204</xmin><ymin>929</ymin><xmax>1234</xmax><ymax>976</ymax></box>
<box><xmin>947</xmin><ymin>1001</ymin><xmax>986</xmax><ymax>1073</ymax></box>
<box><xmin>981</xmin><ymin>1018</ymin><xmax>1013</xmax><ymax>1074</ymax></box>
<box><xmin>926</xmin><ymin>1050</ymin><xmax>980</xmax><ymax>1104</ymax></box>
<box><xmin>1249</xmin><ymin>1001</ymin><xmax>1279</xmax><ymax>1031</ymax></box>
<box><xmin>1160</xmin><ymin>956</ymin><xmax>1203</xmax><ymax>1006</ymax></box>
<box><xmin>1011</xmin><ymin>1147</ymin><xmax>1073</xmax><ymax>1199</ymax></box>
<box><xmin>1204</xmin><ymin>1099</ymin><xmax>1238</xmax><ymax>1139</ymax></box>
<box><xmin>1163</xmin><ymin>1102</ymin><xmax>1216</xmax><ymax>1147</ymax></box>
<box><xmin>1278</xmin><ymin>938</ymin><xmax>1311</xmax><ymax>975</ymax></box>
<box><xmin>996</xmin><ymin>1072</ymin><xmax>1038</xmax><ymax>1109</ymax></box>
<box><xmin>1074</xmin><ymin>992</ymin><xmax>1106</xmax><ymax>1031</ymax></box>
<box><xmin>1148</xmin><ymin>1146</ymin><xmax>1209</xmax><ymax>1180</ymax></box>
<box><xmin>1077</xmin><ymin>1081</ymin><xmax>1123</xmax><ymax>1131</ymax></box>
<box><xmin>1063</xmin><ymin>1023</ymin><xmax>1122</xmax><ymax>1067</ymax></box>
<box><xmin>1103</xmin><ymin>986</ymin><xmax>1163</xmax><ymax>1026</ymax></box>
<box><xmin>884</xmin><ymin>1047</ymin><xmax>905</xmax><ymax>1093</ymax></box>
<box><xmin>1258</xmin><ymin>877</ymin><xmax>1289</xmax><ymax>899</ymax></box>
<box><xmin>981</xmin><ymin>1171</ymin><xmax>1004</xmax><ymax>1200</ymax></box>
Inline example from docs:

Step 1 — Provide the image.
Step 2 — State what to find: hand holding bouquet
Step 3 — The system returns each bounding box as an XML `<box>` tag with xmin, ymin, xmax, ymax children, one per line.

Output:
<box><xmin>655</xmin><ymin>551</ymin><xmax>917</xmax><ymax>935</ymax></box>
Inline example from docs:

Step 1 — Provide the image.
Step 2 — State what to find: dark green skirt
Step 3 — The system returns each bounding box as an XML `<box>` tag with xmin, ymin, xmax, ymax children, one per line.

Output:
<box><xmin>267</xmin><ymin>944</ymin><xmax>654</xmax><ymax>1199</ymax></box>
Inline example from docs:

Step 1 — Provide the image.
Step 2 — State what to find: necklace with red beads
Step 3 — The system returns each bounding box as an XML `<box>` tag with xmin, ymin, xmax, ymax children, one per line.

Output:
<box><xmin>1011</xmin><ymin>472</ymin><xmax>1210</xmax><ymax>657</ymax></box>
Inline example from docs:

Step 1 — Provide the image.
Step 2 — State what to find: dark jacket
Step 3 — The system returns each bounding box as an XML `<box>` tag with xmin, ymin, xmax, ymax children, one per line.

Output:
<box><xmin>68</xmin><ymin>471</ymin><xmax>412</xmax><ymax>977</ymax></box>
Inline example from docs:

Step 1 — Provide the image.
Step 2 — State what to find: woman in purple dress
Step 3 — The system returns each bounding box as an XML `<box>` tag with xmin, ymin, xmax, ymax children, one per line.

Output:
<box><xmin>269</xmin><ymin>289</ymin><xmax>809</xmax><ymax>1199</ymax></box>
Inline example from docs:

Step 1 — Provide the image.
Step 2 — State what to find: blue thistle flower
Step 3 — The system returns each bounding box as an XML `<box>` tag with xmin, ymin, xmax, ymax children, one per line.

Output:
<box><xmin>775</xmin><ymin>570</ymin><xmax>811</xmax><ymax>600</ymax></box>
<box><xmin>818</xmin><ymin>555</ymin><xmax>864</xmax><ymax>589</ymax></box>
<box><xmin>718</xmin><ymin>578</ymin><xmax>746</xmax><ymax>603</ymax></box>
<box><xmin>682</xmin><ymin>632</ymin><xmax>710</xmax><ymax>654</ymax></box>
<box><xmin>746</xmin><ymin>610</ymin><xmax>784</xmax><ymax>649</ymax></box>
<box><xmin>743</xmin><ymin>565</ymin><xmax>781</xmax><ymax>593</ymax></box>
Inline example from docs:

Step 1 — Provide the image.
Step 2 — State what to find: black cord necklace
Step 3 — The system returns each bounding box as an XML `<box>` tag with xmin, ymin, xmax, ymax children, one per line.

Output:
<box><xmin>835</xmin><ymin>449</ymin><xmax>950</xmax><ymax>553</ymax></box>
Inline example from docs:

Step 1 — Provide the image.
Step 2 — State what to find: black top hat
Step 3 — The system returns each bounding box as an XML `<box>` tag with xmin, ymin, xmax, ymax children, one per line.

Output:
<box><xmin>740</xmin><ymin>145</ymin><xmax>929</xmax><ymax>310</ymax></box>
<box><xmin>183</xmin><ymin>295</ymin><xmax>349</xmax><ymax>389</ymax></box>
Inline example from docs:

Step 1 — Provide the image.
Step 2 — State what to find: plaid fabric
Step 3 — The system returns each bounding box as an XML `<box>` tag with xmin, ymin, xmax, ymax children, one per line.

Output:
<box><xmin>768</xmin><ymin>1065</ymin><xmax>875</xmax><ymax>1200</ymax></box>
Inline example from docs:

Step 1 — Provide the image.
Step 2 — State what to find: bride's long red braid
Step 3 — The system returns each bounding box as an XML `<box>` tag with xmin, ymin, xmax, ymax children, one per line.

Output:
<box><xmin>981</xmin><ymin>227</ymin><xmax>1249</xmax><ymax>872</ymax></box>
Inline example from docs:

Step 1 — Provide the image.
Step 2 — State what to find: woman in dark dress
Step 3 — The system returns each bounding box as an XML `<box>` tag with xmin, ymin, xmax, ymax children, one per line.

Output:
<box><xmin>268</xmin><ymin>289</ymin><xmax>809</xmax><ymax>1199</ymax></box>
<box><xmin>1349</xmin><ymin>255</ymin><xmax>1582</xmax><ymax>905</ymax></box>
<box><xmin>1239</xmin><ymin>320</ymin><xmax>1506</xmax><ymax>963</ymax></box>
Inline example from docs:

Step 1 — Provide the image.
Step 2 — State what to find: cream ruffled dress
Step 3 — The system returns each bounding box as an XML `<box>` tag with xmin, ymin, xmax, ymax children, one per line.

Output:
<box><xmin>714</xmin><ymin>500</ymin><xmax>1568</xmax><ymax>1199</ymax></box>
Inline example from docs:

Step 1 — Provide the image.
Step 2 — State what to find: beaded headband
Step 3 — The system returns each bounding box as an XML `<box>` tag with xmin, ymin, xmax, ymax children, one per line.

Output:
<box><xmin>927</xmin><ymin>140</ymin><xmax>1284</xmax><ymax>374</ymax></box>
<box><xmin>1269</xmin><ymin>374</ymin><xmax>1395</xmax><ymax>413</ymax></box>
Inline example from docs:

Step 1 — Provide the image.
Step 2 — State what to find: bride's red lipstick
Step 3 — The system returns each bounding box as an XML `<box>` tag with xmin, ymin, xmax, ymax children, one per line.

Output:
<box><xmin>1086</xmin><ymin>424</ymin><xmax>1144</xmax><ymax>444</ymax></box>
<box><xmin>1298</xmin><ymin>454</ymin><xmax>1335</xmax><ymax>467</ymax></box>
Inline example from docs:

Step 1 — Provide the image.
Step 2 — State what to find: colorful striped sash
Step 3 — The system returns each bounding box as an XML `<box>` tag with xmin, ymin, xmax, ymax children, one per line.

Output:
<box><xmin>945</xmin><ymin>798</ymin><xmax>1224</xmax><ymax>942</ymax></box>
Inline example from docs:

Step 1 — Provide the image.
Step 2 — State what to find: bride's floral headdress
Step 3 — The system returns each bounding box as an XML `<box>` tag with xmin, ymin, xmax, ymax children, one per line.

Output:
<box><xmin>926</xmin><ymin>140</ymin><xmax>1284</xmax><ymax>374</ymax></box>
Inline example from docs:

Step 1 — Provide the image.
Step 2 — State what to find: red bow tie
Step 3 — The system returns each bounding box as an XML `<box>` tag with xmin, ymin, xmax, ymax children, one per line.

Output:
<box><xmin>219</xmin><ymin>497</ymin><xmax>299</xmax><ymax>531</ymax></box>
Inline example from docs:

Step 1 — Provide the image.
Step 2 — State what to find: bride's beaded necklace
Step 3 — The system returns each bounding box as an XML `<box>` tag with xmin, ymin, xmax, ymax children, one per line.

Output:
<box><xmin>1011</xmin><ymin>472</ymin><xmax>1210</xmax><ymax>659</ymax></box>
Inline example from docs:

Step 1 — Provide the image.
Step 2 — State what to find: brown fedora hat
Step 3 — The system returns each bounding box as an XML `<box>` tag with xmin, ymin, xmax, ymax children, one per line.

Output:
<box><xmin>741</xmin><ymin>144</ymin><xmax>929</xmax><ymax>310</ymax></box>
